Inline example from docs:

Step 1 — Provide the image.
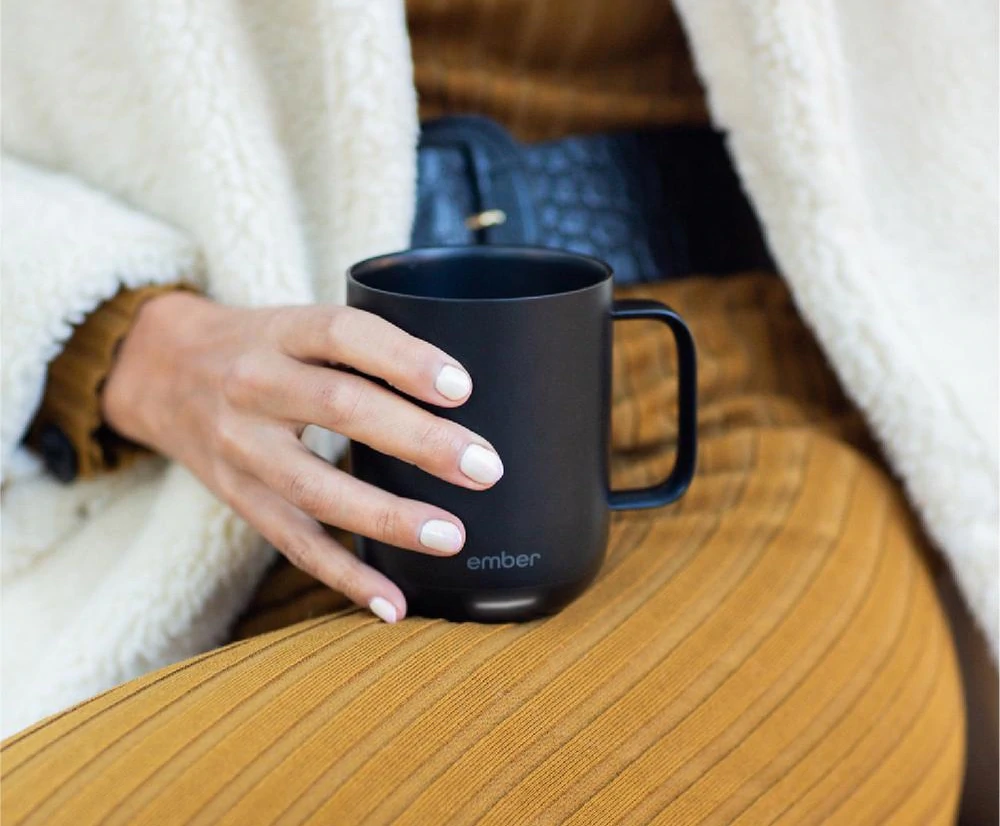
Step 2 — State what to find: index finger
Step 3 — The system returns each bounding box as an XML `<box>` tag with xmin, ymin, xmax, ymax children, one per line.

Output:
<box><xmin>273</xmin><ymin>306</ymin><xmax>473</xmax><ymax>407</ymax></box>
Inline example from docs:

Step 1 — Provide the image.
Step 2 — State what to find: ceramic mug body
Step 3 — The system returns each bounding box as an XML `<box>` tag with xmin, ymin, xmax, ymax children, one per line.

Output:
<box><xmin>347</xmin><ymin>247</ymin><xmax>696</xmax><ymax>622</ymax></box>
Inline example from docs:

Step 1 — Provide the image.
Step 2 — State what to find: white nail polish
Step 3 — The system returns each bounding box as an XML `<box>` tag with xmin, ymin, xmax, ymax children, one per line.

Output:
<box><xmin>369</xmin><ymin>596</ymin><xmax>398</xmax><ymax>624</ymax></box>
<box><xmin>435</xmin><ymin>365</ymin><xmax>472</xmax><ymax>401</ymax></box>
<box><xmin>420</xmin><ymin>519</ymin><xmax>464</xmax><ymax>554</ymax></box>
<box><xmin>459</xmin><ymin>444</ymin><xmax>504</xmax><ymax>485</ymax></box>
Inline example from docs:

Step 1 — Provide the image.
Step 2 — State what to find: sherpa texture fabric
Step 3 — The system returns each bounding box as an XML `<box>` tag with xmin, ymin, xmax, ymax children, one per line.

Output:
<box><xmin>1</xmin><ymin>0</ymin><xmax>418</xmax><ymax>735</ymax></box>
<box><xmin>672</xmin><ymin>0</ymin><xmax>998</xmax><ymax>652</ymax></box>
<box><xmin>1</xmin><ymin>0</ymin><xmax>995</xmax><ymax>735</ymax></box>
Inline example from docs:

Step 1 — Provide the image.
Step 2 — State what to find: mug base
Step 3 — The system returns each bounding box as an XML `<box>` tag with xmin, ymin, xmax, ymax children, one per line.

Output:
<box><xmin>402</xmin><ymin>577</ymin><xmax>594</xmax><ymax>623</ymax></box>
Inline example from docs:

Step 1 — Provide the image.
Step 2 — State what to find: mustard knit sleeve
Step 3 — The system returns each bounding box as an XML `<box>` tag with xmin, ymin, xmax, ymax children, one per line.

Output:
<box><xmin>28</xmin><ymin>284</ymin><xmax>190</xmax><ymax>480</ymax></box>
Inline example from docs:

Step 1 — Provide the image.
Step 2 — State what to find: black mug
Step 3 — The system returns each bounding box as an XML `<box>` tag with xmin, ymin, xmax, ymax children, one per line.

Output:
<box><xmin>347</xmin><ymin>247</ymin><xmax>697</xmax><ymax>622</ymax></box>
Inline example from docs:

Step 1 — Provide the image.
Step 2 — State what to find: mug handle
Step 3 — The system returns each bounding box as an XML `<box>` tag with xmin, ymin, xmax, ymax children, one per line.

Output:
<box><xmin>608</xmin><ymin>299</ymin><xmax>697</xmax><ymax>511</ymax></box>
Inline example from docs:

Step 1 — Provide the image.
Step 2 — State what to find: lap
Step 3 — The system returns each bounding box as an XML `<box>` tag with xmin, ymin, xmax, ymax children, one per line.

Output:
<box><xmin>1</xmin><ymin>276</ymin><xmax>964</xmax><ymax>825</ymax></box>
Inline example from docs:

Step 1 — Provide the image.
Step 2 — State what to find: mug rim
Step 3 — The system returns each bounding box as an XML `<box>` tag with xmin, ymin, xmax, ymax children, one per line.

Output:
<box><xmin>348</xmin><ymin>245</ymin><xmax>614</xmax><ymax>304</ymax></box>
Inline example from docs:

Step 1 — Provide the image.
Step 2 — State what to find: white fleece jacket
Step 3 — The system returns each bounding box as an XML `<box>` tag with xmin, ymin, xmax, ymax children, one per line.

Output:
<box><xmin>1</xmin><ymin>0</ymin><xmax>996</xmax><ymax>735</ymax></box>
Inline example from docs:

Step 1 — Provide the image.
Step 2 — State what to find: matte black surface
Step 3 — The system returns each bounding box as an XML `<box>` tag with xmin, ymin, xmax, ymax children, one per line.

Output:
<box><xmin>348</xmin><ymin>247</ymin><xmax>697</xmax><ymax>622</ymax></box>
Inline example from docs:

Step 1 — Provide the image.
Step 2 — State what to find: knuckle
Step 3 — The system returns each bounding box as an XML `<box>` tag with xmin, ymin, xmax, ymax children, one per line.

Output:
<box><xmin>333</xmin><ymin>555</ymin><xmax>366</xmax><ymax>600</ymax></box>
<box><xmin>322</xmin><ymin>378</ymin><xmax>367</xmax><ymax>431</ymax></box>
<box><xmin>263</xmin><ymin>308</ymin><xmax>290</xmax><ymax>344</ymax></box>
<box><xmin>372</xmin><ymin>502</ymin><xmax>404</xmax><ymax>546</ymax></box>
<box><xmin>210</xmin><ymin>417</ymin><xmax>244</xmax><ymax>461</ymax></box>
<box><xmin>416</xmin><ymin>420</ymin><xmax>464</xmax><ymax>465</ymax></box>
<box><xmin>382</xmin><ymin>330</ymin><xmax>413</xmax><ymax>368</ymax></box>
<box><xmin>212</xmin><ymin>464</ymin><xmax>240</xmax><ymax>507</ymax></box>
<box><xmin>285</xmin><ymin>469</ymin><xmax>329</xmax><ymax>515</ymax></box>
<box><xmin>366</xmin><ymin>318</ymin><xmax>416</xmax><ymax>371</ymax></box>
<box><xmin>308</xmin><ymin>377</ymin><xmax>341</xmax><ymax>414</ymax></box>
<box><xmin>386</xmin><ymin>331</ymin><xmax>428</xmax><ymax>381</ymax></box>
<box><xmin>324</xmin><ymin>306</ymin><xmax>355</xmax><ymax>354</ymax></box>
<box><xmin>223</xmin><ymin>355</ymin><xmax>267</xmax><ymax>406</ymax></box>
<box><xmin>310</xmin><ymin>376</ymin><xmax>343</xmax><ymax>411</ymax></box>
<box><xmin>410</xmin><ymin>339</ymin><xmax>440</xmax><ymax>373</ymax></box>
<box><xmin>282</xmin><ymin>533</ymin><xmax>321</xmax><ymax>577</ymax></box>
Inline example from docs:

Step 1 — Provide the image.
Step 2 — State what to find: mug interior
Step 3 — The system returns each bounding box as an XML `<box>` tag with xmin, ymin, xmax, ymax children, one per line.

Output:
<box><xmin>349</xmin><ymin>246</ymin><xmax>611</xmax><ymax>300</ymax></box>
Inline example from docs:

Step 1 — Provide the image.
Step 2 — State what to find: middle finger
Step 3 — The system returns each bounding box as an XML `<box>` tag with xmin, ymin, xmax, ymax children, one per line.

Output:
<box><xmin>265</xmin><ymin>358</ymin><xmax>504</xmax><ymax>490</ymax></box>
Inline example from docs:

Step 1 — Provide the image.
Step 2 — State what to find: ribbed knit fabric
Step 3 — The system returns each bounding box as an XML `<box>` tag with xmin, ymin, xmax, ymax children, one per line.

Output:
<box><xmin>28</xmin><ymin>284</ymin><xmax>185</xmax><ymax>477</ymax></box>
<box><xmin>409</xmin><ymin>0</ymin><xmax>709</xmax><ymax>142</ymax></box>
<box><xmin>1</xmin><ymin>275</ymin><xmax>964</xmax><ymax>825</ymax></box>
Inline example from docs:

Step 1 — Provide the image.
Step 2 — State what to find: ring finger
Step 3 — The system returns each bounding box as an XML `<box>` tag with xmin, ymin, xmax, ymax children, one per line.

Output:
<box><xmin>241</xmin><ymin>429</ymin><xmax>470</xmax><ymax>557</ymax></box>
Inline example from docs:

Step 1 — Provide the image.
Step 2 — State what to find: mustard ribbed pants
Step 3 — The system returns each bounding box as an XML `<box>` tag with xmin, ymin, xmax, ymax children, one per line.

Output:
<box><xmin>1</xmin><ymin>275</ymin><xmax>964</xmax><ymax>825</ymax></box>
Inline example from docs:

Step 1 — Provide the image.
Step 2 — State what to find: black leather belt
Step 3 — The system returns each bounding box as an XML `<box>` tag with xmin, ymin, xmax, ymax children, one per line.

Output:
<box><xmin>412</xmin><ymin>116</ymin><xmax>773</xmax><ymax>284</ymax></box>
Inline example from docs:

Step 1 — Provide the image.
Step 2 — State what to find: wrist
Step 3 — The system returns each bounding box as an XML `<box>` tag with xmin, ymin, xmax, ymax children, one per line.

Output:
<box><xmin>101</xmin><ymin>290</ymin><xmax>215</xmax><ymax>446</ymax></box>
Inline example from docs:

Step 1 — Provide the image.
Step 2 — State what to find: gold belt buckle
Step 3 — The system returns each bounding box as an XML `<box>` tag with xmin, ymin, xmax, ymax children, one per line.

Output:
<box><xmin>464</xmin><ymin>209</ymin><xmax>508</xmax><ymax>231</ymax></box>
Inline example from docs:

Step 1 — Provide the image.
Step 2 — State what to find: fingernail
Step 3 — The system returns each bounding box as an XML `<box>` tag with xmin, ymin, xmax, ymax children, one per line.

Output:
<box><xmin>369</xmin><ymin>596</ymin><xmax>398</xmax><ymax>624</ymax></box>
<box><xmin>435</xmin><ymin>365</ymin><xmax>472</xmax><ymax>401</ymax></box>
<box><xmin>459</xmin><ymin>444</ymin><xmax>504</xmax><ymax>486</ymax></box>
<box><xmin>420</xmin><ymin>519</ymin><xmax>464</xmax><ymax>554</ymax></box>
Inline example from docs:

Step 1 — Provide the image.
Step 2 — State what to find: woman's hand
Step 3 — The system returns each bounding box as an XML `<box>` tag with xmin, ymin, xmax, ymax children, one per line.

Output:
<box><xmin>102</xmin><ymin>291</ymin><xmax>503</xmax><ymax>623</ymax></box>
